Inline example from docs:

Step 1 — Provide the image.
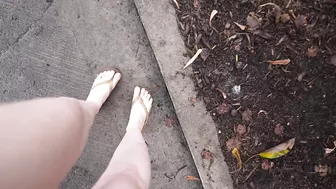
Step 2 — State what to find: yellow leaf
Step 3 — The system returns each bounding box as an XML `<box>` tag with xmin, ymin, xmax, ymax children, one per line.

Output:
<box><xmin>232</xmin><ymin>148</ymin><xmax>242</xmax><ymax>169</ymax></box>
<box><xmin>259</xmin><ymin>138</ymin><xmax>295</xmax><ymax>159</ymax></box>
<box><xmin>185</xmin><ymin>175</ymin><xmax>200</xmax><ymax>181</ymax></box>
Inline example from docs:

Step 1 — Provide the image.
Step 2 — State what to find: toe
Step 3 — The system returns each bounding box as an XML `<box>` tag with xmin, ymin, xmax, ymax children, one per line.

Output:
<box><xmin>133</xmin><ymin>86</ymin><xmax>141</xmax><ymax>100</ymax></box>
<box><xmin>148</xmin><ymin>98</ymin><xmax>153</xmax><ymax>108</ymax></box>
<box><xmin>140</xmin><ymin>88</ymin><xmax>146</xmax><ymax>97</ymax></box>
<box><xmin>112</xmin><ymin>73</ymin><xmax>121</xmax><ymax>86</ymax></box>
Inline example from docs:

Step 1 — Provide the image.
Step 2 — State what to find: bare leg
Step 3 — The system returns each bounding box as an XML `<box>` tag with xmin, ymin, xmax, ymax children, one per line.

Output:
<box><xmin>0</xmin><ymin>70</ymin><xmax>121</xmax><ymax>189</ymax></box>
<box><xmin>93</xmin><ymin>87</ymin><xmax>153</xmax><ymax>189</ymax></box>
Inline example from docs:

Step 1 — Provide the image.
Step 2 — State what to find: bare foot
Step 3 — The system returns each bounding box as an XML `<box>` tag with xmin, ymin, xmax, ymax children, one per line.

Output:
<box><xmin>126</xmin><ymin>87</ymin><xmax>153</xmax><ymax>132</ymax></box>
<box><xmin>86</xmin><ymin>70</ymin><xmax>121</xmax><ymax>108</ymax></box>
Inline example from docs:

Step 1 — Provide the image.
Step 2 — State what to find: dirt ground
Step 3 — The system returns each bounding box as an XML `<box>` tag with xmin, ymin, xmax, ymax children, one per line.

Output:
<box><xmin>175</xmin><ymin>0</ymin><xmax>336</xmax><ymax>188</ymax></box>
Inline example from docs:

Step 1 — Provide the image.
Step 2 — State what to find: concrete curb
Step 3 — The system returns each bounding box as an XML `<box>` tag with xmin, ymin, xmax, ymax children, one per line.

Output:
<box><xmin>133</xmin><ymin>0</ymin><xmax>233</xmax><ymax>188</ymax></box>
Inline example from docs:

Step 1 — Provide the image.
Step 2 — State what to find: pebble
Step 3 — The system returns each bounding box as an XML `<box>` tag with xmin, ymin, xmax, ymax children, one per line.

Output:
<box><xmin>225</xmin><ymin>22</ymin><xmax>231</xmax><ymax>29</ymax></box>
<box><xmin>231</xmin><ymin>109</ymin><xmax>238</xmax><ymax>116</ymax></box>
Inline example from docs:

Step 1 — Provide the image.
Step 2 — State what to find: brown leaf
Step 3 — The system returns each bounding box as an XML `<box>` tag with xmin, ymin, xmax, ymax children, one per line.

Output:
<box><xmin>265</xmin><ymin>59</ymin><xmax>290</xmax><ymax>65</ymax></box>
<box><xmin>280</xmin><ymin>13</ymin><xmax>290</xmax><ymax>23</ymax></box>
<box><xmin>234</xmin><ymin>22</ymin><xmax>247</xmax><ymax>30</ymax></box>
<box><xmin>246</xmin><ymin>12</ymin><xmax>261</xmax><ymax>30</ymax></box>
<box><xmin>201</xmin><ymin>149</ymin><xmax>214</xmax><ymax>160</ymax></box>
<box><xmin>307</xmin><ymin>46</ymin><xmax>319</xmax><ymax>57</ymax></box>
<box><xmin>226</xmin><ymin>137</ymin><xmax>241</xmax><ymax>151</ymax></box>
<box><xmin>185</xmin><ymin>175</ymin><xmax>200</xmax><ymax>181</ymax></box>
<box><xmin>252</xmin><ymin>30</ymin><xmax>272</xmax><ymax>40</ymax></box>
<box><xmin>274</xmin><ymin>123</ymin><xmax>284</xmax><ymax>136</ymax></box>
<box><xmin>331</xmin><ymin>54</ymin><xmax>336</xmax><ymax>66</ymax></box>
<box><xmin>261</xmin><ymin>160</ymin><xmax>274</xmax><ymax>170</ymax></box>
<box><xmin>295</xmin><ymin>15</ymin><xmax>307</xmax><ymax>28</ymax></box>
<box><xmin>241</xmin><ymin>108</ymin><xmax>252</xmax><ymax>122</ymax></box>
<box><xmin>200</xmin><ymin>48</ymin><xmax>210</xmax><ymax>61</ymax></box>
<box><xmin>236</xmin><ymin>124</ymin><xmax>247</xmax><ymax>136</ymax></box>
<box><xmin>217</xmin><ymin>103</ymin><xmax>231</xmax><ymax>115</ymax></box>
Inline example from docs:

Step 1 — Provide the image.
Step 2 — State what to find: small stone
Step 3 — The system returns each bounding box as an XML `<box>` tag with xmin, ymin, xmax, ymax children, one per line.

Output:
<box><xmin>225</xmin><ymin>22</ymin><xmax>231</xmax><ymax>29</ymax></box>
<box><xmin>231</xmin><ymin>109</ymin><xmax>238</xmax><ymax>116</ymax></box>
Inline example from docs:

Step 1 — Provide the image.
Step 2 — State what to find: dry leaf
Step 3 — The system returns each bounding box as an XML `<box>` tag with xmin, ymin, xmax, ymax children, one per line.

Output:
<box><xmin>264</xmin><ymin>59</ymin><xmax>290</xmax><ymax>65</ymax></box>
<box><xmin>280</xmin><ymin>13</ymin><xmax>290</xmax><ymax>23</ymax></box>
<box><xmin>234</xmin><ymin>22</ymin><xmax>247</xmax><ymax>30</ymax></box>
<box><xmin>201</xmin><ymin>149</ymin><xmax>214</xmax><ymax>160</ymax></box>
<box><xmin>217</xmin><ymin>103</ymin><xmax>231</xmax><ymax>115</ymax></box>
<box><xmin>185</xmin><ymin>175</ymin><xmax>200</xmax><ymax>181</ymax></box>
<box><xmin>259</xmin><ymin>138</ymin><xmax>296</xmax><ymax>159</ymax></box>
<box><xmin>232</xmin><ymin>148</ymin><xmax>242</xmax><ymax>170</ymax></box>
<box><xmin>259</xmin><ymin>3</ymin><xmax>282</xmax><ymax>23</ymax></box>
<box><xmin>183</xmin><ymin>49</ymin><xmax>202</xmax><ymax>69</ymax></box>
<box><xmin>331</xmin><ymin>54</ymin><xmax>336</xmax><ymax>66</ymax></box>
<box><xmin>200</xmin><ymin>48</ymin><xmax>210</xmax><ymax>61</ymax></box>
<box><xmin>246</xmin><ymin>12</ymin><xmax>262</xmax><ymax>30</ymax></box>
<box><xmin>236</xmin><ymin>124</ymin><xmax>247</xmax><ymax>136</ymax></box>
<box><xmin>315</xmin><ymin>164</ymin><xmax>329</xmax><ymax>177</ymax></box>
<box><xmin>209</xmin><ymin>10</ymin><xmax>218</xmax><ymax>26</ymax></box>
<box><xmin>226</xmin><ymin>136</ymin><xmax>241</xmax><ymax>151</ymax></box>
<box><xmin>252</xmin><ymin>30</ymin><xmax>272</xmax><ymax>40</ymax></box>
<box><xmin>242</xmin><ymin>108</ymin><xmax>252</xmax><ymax>122</ymax></box>
<box><xmin>295</xmin><ymin>15</ymin><xmax>307</xmax><ymax>28</ymax></box>
<box><xmin>261</xmin><ymin>160</ymin><xmax>274</xmax><ymax>170</ymax></box>
<box><xmin>274</xmin><ymin>123</ymin><xmax>284</xmax><ymax>136</ymax></box>
<box><xmin>307</xmin><ymin>46</ymin><xmax>319</xmax><ymax>57</ymax></box>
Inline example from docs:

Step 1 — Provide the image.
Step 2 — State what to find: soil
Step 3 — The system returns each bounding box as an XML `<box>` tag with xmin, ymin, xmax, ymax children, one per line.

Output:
<box><xmin>175</xmin><ymin>0</ymin><xmax>336</xmax><ymax>188</ymax></box>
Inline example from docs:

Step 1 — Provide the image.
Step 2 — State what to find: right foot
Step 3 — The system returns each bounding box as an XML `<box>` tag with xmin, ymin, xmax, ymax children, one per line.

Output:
<box><xmin>126</xmin><ymin>87</ymin><xmax>153</xmax><ymax>131</ymax></box>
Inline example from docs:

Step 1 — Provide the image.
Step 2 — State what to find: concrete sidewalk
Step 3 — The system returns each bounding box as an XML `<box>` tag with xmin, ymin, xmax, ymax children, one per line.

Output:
<box><xmin>0</xmin><ymin>0</ymin><xmax>201</xmax><ymax>188</ymax></box>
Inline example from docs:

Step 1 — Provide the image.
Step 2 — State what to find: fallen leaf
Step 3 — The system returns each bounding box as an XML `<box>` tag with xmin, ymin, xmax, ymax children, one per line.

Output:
<box><xmin>201</xmin><ymin>149</ymin><xmax>214</xmax><ymax>160</ymax></box>
<box><xmin>264</xmin><ymin>59</ymin><xmax>290</xmax><ymax>65</ymax></box>
<box><xmin>226</xmin><ymin>136</ymin><xmax>241</xmax><ymax>151</ymax></box>
<box><xmin>252</xmin><ymin>30</ymin><xmax>272</xmax><ymax>40</ymax></box>
<box><xmin>259</xmin><ymin>3</ymin><xmax>282</xmax><ymax>23</ymax></box>
<box><xmin>217</xmin><ymin>103</ymin><xmax>231</xmax><ymax>115</ymax></box>
<box><xmin>241</xmin><ymin>108</ymin><xmax>252</xmax><ymax>122</ymax></box>
<box><xmin>325</xmin><ymin>141</ymin><xmax>336</xmax><ymax>156</ymax></box>
<box><xmin>185</xmin><ymin>175</ymin><xmax>200</xmax><ymax>181</ymax></box>
<box><xmin>236</xmin><ymin>124</ymin><xmax>247</xmax><ymax>136</ymax></box>
<box><xmin>307</xmin><ymin>46</ymin><xmax>319</xmax><ymax>57</ymax></box>
<box><xmin>331</xmin><ymin>54</ymin><xmax>336</xmax><ymax>66</ymax></box>
<box><xmin>280</xmin><ymin>13</ymin><xmax>290</xmax><ymax>23</ymax></box>
<box><xmin>246</xmin><ymin>12</ymin><xmax>262</xmax><ymax>30</ymax></box>
<box><xmin>209</xmin><ymin>10</ymin><xmax>218</xmax><ymax>26</ymax></box>
<box><xmin>200</xmin><ymin>48</ymin><xmax>210</xmax><ymax>61</ymax></box>
<box><xmin>183</xmin><ymin>49</ymin><xmax>202</xmax><ymax>69</ymax></box>
<box><xmin>259</xmin><ymin>138</ymin><xmax>296</xmax><ymax>159</ymax></box>
<box><xmin>274</xmin><ymin>124</ymin><xmax>284</xmax><ymax>136</ymax></box>
<box><xmin>234</xmin><ymin>22</ymin><xmax>247</xmax><ymax>30</ymax></box>
<box><xmin>261</xmin><ymin>160</ymin><xmax>274</xmax><ymax>170</ymax></box>
<box><xmin>295</xmin><ymin>15</ymin><xmax>307</xmax><ymax>28</ymax></box>
<box><xmin>232</xmin><ymin>148</ymin><xmax>242</xmax><ymax>170</ymax></box>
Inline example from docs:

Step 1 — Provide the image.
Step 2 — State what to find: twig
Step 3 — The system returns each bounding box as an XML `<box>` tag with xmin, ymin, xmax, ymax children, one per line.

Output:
<box><xmin>286</xmin><ymin>0</ymin><xmax>292</xmax><ymax>8</ymax></box>
<box><xmin>245</xmin><ymin>166</ymin><xmax>258</xmax><ymax>181</ymax></box>
<box><xmin>174</xmin><ymin>165</ymin><xmax>187</xmax><ymax>178</ymax></box>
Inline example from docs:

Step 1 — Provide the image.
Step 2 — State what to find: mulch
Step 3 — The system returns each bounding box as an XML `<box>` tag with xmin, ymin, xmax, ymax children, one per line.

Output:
<box><xmin>175</xmin><ymin>0</ymin><xmax>336</xmax><ymax>188</ymax></box>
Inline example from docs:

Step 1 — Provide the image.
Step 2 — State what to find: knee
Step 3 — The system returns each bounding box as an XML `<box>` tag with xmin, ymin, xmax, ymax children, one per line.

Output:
<box><xmin>55</xmin><ymin>97</ymin><xmax>87</xmax><ymax>127</ymax></box>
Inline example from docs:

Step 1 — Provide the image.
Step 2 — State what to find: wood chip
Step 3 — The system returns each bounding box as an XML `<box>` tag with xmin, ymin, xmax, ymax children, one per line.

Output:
<box><xmin>234</xmin><ymin>22</ymin><xmax>247</xmax><ymax>30</ymax></box>
<box><xmin>185</xmin><ymin>175</ymin><xmax>200</xmax><ymax>181</ymax></box>
<box><xmin>173</xmin><ymin>0</ymin><xmax>180</xmax><ymax>9</ymax></box>
<box><xmin>183</xmin><ymin>49</ymin><xmax>202</xmax><ymax>69</ymax></box>
<box><xmin>264</xmin><ymin>59</ymin><xmax>290</xmax><ymax>65</ymax></box>
<box><xmin>209</xmin><ymin>10</ymin><xmax>218</xmax><ymax>26</ymax></box>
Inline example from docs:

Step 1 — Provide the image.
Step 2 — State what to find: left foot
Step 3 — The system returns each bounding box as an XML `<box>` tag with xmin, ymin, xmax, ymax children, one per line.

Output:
<box><xmin>86</xmin><ymin>70</ymin><xmax>121</xmax><ymax>108</ymax></box>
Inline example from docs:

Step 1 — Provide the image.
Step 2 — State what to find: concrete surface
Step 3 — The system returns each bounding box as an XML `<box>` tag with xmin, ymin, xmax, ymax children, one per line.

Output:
<box><xmin>133</xmin><ymin>0</ymin><xmax>233</xmax><ymax>188</ymax></box>
<box><xmin>0</xmin><ymin>0</ymin><xmax>201</xmax><ymax>188</ymax></box>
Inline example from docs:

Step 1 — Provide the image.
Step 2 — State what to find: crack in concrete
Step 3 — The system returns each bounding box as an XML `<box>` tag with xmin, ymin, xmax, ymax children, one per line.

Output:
<box><xmin>0</xmin><ymin>1</ymin><xmax>55</xmax><ymax>59</ymax></box>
